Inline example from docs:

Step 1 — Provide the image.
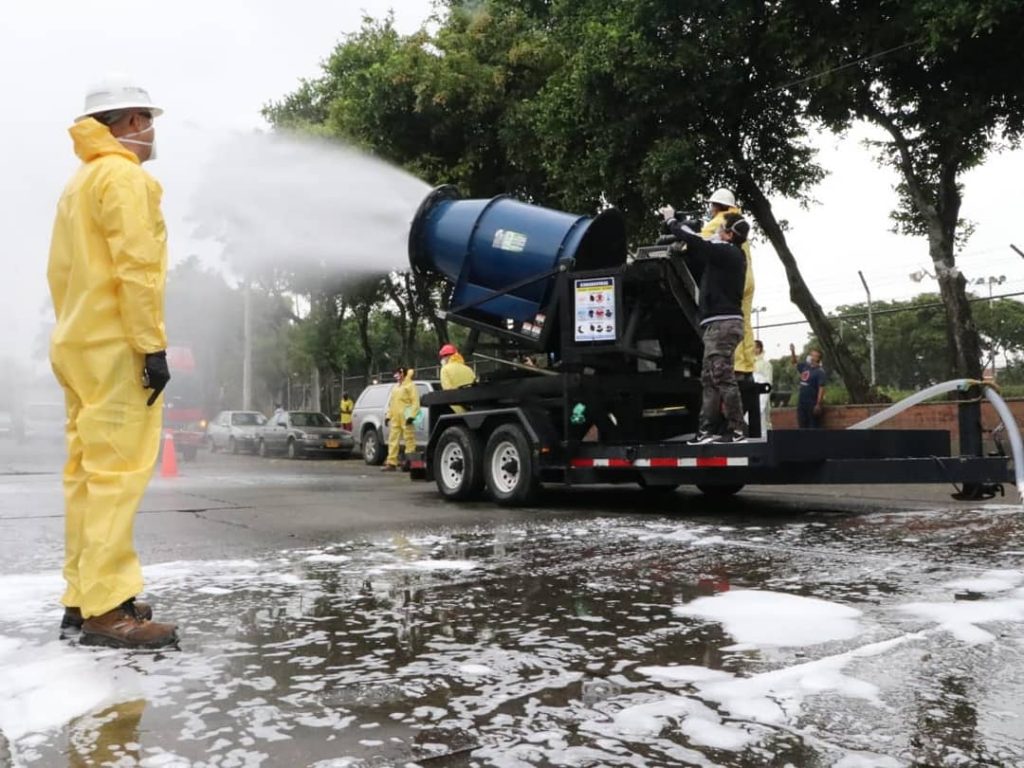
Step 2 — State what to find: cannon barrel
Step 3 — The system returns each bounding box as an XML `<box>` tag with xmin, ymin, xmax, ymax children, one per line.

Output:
<box><xmin>408</xmin><ymin>185</ymin><xmax>627</xmax><ymax>329</ymax></box>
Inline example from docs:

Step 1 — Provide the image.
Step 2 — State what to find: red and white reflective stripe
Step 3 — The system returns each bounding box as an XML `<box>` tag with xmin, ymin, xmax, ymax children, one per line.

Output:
<box><xmin>571</xmin><ymin>458</ymin><xmax>632</xmax><ymax>468</ymax></box>
<box><xmin>573</xmin><ymin>456</ymin><xmax>748</xmax><ymax>469</ymax></box>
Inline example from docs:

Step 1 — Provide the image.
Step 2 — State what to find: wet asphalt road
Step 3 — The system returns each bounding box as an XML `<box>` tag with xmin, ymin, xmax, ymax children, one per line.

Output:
<box><xmin>1</xmin><ymin>441</ymin><xmax>1022</xmax><ymax>767</ymax></box>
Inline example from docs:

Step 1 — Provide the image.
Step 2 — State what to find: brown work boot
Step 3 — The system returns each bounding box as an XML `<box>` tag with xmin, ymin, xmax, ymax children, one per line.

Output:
<box><xmin>62</xmin><ymin>600</ymin><xmax>153</xmax><ymax>630</ymax></box>
<box><xmin>80</xmin><ymin>601</ymin><xmax>178</xmax><ymax>650</ymax></box>
<box><xmin>381</xmin><ymin>464</ymin><xmax>397</xmax><ymax>472</ymax></box>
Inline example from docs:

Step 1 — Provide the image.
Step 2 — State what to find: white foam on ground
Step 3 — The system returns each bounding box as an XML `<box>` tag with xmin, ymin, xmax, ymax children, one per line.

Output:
<box><xmin>673</xmin><ymin>590</ymin><xmax>863</xmax><ymax>648</ymax></box>
<box><xmin>898</xmin><ymin>598</ymin><xmax>1024</xmax><ymax>643</ymax></box>
<box><xmin>944</xmin><ymin>569</ymin><xmax>1023</xmax><ymax>593</ymax></box>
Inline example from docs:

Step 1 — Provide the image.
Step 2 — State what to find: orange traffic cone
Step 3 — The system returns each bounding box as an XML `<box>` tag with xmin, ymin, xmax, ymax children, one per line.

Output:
<box><xmin>160</xmin><ymin>430</ymin><xmax>179</xmax><ymax>478</ymax></box>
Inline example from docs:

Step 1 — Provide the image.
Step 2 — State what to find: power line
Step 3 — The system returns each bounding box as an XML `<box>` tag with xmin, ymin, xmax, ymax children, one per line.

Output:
<box><xmin>774</xmin><ymin>39</ymin><xmax>921</xmax><ymax>92</ymax></box>
<box><xmin>757</xmin><ymin>289</ymin><xmax>1024</xmax><ymax>330</ymax></box>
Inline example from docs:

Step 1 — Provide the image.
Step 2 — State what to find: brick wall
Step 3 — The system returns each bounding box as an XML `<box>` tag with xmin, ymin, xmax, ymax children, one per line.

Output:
<box><xmin>770</xmin><ymin>397</ymin><xmax>1024</xmax><ymax>451</ymax></box>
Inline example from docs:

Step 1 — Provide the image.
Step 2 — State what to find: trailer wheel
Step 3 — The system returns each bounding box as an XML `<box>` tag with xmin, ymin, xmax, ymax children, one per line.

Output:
<box><xmin>484</xmin><ymin>424</ymin><xmax>539</xmax><ymax>506</ymax></box>
<box><xmin>697</xmin><ymin>483</ymin><xmax>744</xmax><ymax>498</ymax></box>
<box><xmin>434</xmin><ymin>426</ymin><xmax>484</xmax><ymax>501</ymax></box>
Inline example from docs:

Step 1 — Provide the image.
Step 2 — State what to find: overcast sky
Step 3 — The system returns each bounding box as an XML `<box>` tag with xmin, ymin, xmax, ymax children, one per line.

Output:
<box><xmin>2</xmin><ymin>0</ymin><xmax>1021</xmax><ymax>369</ymax></box>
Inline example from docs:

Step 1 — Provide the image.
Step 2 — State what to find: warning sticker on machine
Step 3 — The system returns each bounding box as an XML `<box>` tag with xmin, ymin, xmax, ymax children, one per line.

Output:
<box><xmin>574</xmin><ymin>277</ymin><xmax>617</xmax><ymax>342</ymax></box>
<box><xmin>492</xmin><ymin>229</ymin><xmax>528</xmax><ymax>252</ymax></box>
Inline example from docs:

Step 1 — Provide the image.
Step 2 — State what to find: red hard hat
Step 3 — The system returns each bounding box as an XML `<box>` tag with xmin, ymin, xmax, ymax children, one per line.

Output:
<box><xmin>439</xmin><ymin>343</ymin><xmax>457</xmax><ymax>358</ymax></box>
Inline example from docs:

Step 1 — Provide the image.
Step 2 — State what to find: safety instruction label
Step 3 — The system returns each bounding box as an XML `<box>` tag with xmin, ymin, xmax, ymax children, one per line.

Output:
<box><xmin>492</xmin><ymin>229</ymin><xmax>528</xmax><ymax>252</ymax></box>
<box><xmin>574</xmin><ymin>277</ymin><xmax>617</xmax><ymax>342</ymax></box>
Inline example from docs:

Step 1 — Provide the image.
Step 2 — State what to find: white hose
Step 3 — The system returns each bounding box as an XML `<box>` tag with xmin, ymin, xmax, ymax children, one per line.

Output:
<box><xmin>983</xmin><ymin>387</ymin><xmax>1024</xmax><ymax>500</ymax></box>
<box><xmin>847</xmin><ymin>379</ymin><xmax>979</xmax><ymax>430</ymax></box>
<box><xmin>847</xmin><ymin>378</ymin><xmax>1022</xmax><ymax>503</ymax></box>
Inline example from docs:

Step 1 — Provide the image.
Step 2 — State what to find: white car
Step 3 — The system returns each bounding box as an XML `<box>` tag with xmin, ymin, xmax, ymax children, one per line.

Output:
<box><xmin>207</xmin><ymin>410</ymin><xmax>268</xmax><ymax>454</ymax></box>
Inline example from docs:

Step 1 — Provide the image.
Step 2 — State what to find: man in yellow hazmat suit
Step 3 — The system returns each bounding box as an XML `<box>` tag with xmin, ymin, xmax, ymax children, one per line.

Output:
<box><xmin>339</xmin><ymin>392</ymin><xmax>354</xmax><ymax>431</ymax></box>
<box><xmin>438</xmin><ymin>343</ymin><xmax>476</xmax><ymax>414</ymax></box>
<box><xmin>702</xmin><ymin>188</ymin><xmax>755</xmax><ymax>377</ymax></box>
<box><xmin>383</xmin><ymin>367</ymin><xmax>420</xmax><ymax>471</ymax></box>
<box><xmin>47</xmin><ymin>76</ymin><xmax>177</xmax><ymax>649</ymax></box>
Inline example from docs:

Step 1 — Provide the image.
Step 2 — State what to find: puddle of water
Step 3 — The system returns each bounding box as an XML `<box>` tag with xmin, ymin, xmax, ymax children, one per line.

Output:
<box><xmin>1</xmin><ymin>512</ymin><xmax>1023</xmax><ymax>766</ymax></box>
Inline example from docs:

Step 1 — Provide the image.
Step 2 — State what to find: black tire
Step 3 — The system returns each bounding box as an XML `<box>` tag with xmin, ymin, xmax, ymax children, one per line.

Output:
<box><xmin>258</xmin><ymin>439</ymin><xmax>269</xmax><ymax>458</ymax></box>
<box><xmin>362</xmin><ymin>427</ymin><xmax>385</xmax><ymax>466</ymax></box>
<box><xmin>434</xmin><ymin>425</ymin><xmax>484</xmax><ymax>501</ymax></box>
<box><xmin>483</xmin><ymin>423</ymin><xmax>539</xmax><ymax>506</ymax></box>
<box><xmin>182</xmin><ymin>445</ymin><xmax>198</xmax><ymax>462</ymax></box>
<box><xmin>229</xmin><ymin>436</ymin><xmax>239</xmax><ymax>455</ymax></box>
<box><xmin>696</xmin><ymin>483</ymin><xmax>744</xmax><ymax>498</ymax></box>
<box><xmin>287</xmin><ymin>438</ymin><xmax>302</xmax><ymax>460</ymax></box>
<box><xmin>208</xmin><ymin>436</ymin><xmax>218</xmax><ymax>453</ymax></box>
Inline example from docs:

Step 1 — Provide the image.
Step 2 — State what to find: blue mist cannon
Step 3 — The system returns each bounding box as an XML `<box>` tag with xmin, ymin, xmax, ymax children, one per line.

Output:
<box><xmin>409</xmin><ymin>186</ymin><xmax>627</xmax><ymax>339</ymax></box>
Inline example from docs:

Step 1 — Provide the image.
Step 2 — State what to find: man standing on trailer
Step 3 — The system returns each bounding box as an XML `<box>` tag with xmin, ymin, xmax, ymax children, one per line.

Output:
<box><xmin>702</xmin><ymin>188</ymin><xmax>756</xmax><ymax>381</ymax></box>
<box><xmin>659</xmin><ymin>205</ymin><xmax>750</xmax><ymax>444</ymax></box>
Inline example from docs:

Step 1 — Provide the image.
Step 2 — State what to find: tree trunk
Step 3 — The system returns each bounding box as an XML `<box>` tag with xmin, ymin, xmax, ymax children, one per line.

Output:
<box><xmin>735</xmin><ymin>167</ymin><xmax>879</xmax><ymax>403</ymax></box>
<box><xmin>930</xmin><ymin>235</ymin><xmax>984</xmax><ymax>380</ymax></box>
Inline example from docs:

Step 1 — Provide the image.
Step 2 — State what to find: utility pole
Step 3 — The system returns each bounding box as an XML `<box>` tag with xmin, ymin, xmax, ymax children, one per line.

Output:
<box><xmin>858</xmin><ymin>270</ymin><xmax>876</xmax><ymax>387</ymax></box>
<box><xmin>242</xmin><ymin>281</ymin><xmax>253</xmax><ymax>410</ymax></box>
<box><xmin>753</xmin><ymin>305</ymin><xmax>767</xmax><ymax>335</ymax></box>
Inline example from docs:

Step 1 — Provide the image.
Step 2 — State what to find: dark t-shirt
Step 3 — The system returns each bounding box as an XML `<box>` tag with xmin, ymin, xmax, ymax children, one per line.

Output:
<box><xmin>797</xmin><ymin>362</ymin><xmax>826</xmax><ymax>405</ymax></box>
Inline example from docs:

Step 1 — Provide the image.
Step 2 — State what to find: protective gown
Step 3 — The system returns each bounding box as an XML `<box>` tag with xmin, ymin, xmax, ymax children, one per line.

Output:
<box><xmin>440</xmin><ymin>352</ymin><xmax>476</xmax><ymax>414</ymax></box>
<box><xmin>703</xmin><ymin>208</ymin><xmax>755</xmax><ymax>373</ymax></box>
<box><xmin>386</xmin><ymin>369</ymin><xmax>420</xmax><ymax>466</ymax></box>
<box><xmin>47</xmin><ymin>118</ymin><xmax>168</xmax><ymax>618</ymax></box>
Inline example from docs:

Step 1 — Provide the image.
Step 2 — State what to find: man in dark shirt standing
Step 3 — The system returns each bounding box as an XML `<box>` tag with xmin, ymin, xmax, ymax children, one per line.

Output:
<box><xmin>790</xmin><ymin>343</ymin><xmax>827</xmax><ymax>427</ymax></box>
<box><xmin>659</xmin><ymin>206</ymin><xmax>750</xmax><ymax>444</ymax></box>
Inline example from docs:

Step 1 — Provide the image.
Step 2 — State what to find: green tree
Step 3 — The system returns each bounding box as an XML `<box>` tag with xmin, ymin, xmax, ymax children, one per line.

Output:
<box><xmin>795</xmin><ymin>0</ymin><xmax>1024</xmax><ymax>379</ymax></box>
<box><xmin>266</xmin><ymin>2</ymin><xmax>881</xmax><ymax>401</ymax></box>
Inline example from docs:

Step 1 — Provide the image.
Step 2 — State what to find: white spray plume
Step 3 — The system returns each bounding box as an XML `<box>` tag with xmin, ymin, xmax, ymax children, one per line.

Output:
<box><xmin>188</xmin><ymin>131</ymin><xmax>431</xmax><ymax>281</ymax></box>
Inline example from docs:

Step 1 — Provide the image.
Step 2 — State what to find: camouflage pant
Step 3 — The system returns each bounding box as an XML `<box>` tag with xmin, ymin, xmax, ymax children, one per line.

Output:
<box><xmin>699</xmin><ymin>319</ymin><xmax>745</xmax><ymax>433</ymax></box>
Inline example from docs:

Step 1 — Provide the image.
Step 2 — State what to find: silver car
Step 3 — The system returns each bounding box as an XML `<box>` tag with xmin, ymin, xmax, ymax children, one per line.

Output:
<box><xmin>257</xmin><ymin>410</ymin><xmax>354</xmax><ymax>459</ymax></box>
<box><xmin>351</xmin><ymin>381</ymin><xmax>438</xmax><ymax>465</ymax></box>
<box><xmin>207</xmin><ymin>410</ymin><xmax>267</xmax><ymax>454</ymax></box>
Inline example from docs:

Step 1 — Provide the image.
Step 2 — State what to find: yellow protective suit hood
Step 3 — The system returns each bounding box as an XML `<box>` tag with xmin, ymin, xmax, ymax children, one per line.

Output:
<box><xmin>49</xmin><ymin>118</ymin><xmax>168</xmax><ymax>354</ymax></box>
<box><xmin>704</xmin><ymin>207</ymin><xmax>755</xmax><ymax>373</ymax></box>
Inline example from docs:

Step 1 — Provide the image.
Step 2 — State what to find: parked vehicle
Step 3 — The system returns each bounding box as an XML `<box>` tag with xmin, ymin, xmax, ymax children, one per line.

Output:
<box><xmin>257</xmin><ymin>410</ymin><xmax>354</xmax><ymax>459</ymax></box>
<box><xmin>207</xmin><ymin>410</ymin><xmax>267</xmax><ymax>454</ymax></box>
<box><xmin>351</xmin><ymin>381</ymin><xmax>439</xmax><ymax>465</ymax></box>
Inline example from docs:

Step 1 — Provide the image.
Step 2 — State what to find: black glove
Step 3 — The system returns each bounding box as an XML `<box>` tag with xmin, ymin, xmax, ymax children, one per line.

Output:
<box><xmin>679</xmin><ymin>218</ymin><xmax>703</xmax><ymax>232</ymax></box>
<box><xmin>405</xmin><ymin>417</ymin><xmax>414</xmax><ymax>425</ymax></box>
<box><xmin>143</xmin><ymin>351</ymin><xmax>171</xmax><ymax>406</ymax></box>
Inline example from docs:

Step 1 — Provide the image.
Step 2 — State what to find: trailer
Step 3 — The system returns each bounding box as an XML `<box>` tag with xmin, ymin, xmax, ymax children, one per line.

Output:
<box><xmin>406</xmin><ymin>186</ymin><xmax>1017</xmax><ymax>506</ymax></box>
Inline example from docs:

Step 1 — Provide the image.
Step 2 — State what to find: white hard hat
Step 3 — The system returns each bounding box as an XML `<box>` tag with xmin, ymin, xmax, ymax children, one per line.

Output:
<box><xmin>77</xmin><ymin>74</ymin><xmax>163</xmax><ymax>122</ymax></box>
<box><xmin>707</xmin><ymin>188</ymin><xmax>737</xmax><ymax>208</ymax></box>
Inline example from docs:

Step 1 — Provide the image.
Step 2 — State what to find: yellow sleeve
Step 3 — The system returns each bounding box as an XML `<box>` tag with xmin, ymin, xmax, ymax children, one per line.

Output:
<box><xmin>409</xmin><ymin>382</ymin><xmax>421</xmax><ymax>416</ymax></box>
<box><xmin>98</xmin><ymin>168</ymin><xmax>167</xmax><ymax>353</ymax></box>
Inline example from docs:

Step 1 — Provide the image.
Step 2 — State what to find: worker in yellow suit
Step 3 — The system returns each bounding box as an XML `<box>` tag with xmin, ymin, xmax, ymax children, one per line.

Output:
<box><xmin>47</xmin><ymin>75</ymin><xmax>177</xmax><ymax>649</ymax></box>
<box><xmin>383</xmin><ymin>367</ymin><xmax>420</xmax><ymax>472</ymax></box>
<box><xmin>702</xmin><ymin>188</ymin><xmax>755</xmax><ymax>377</ymax></box>
<box><xmin>339</xmin><ymin>392</ymin><xmax>354</xmax><ymax>431</ymax></box>
<box><xmin>438</xmin><ymin>343</ymin><xmax>476</xmax><ymax>413</ymax></box>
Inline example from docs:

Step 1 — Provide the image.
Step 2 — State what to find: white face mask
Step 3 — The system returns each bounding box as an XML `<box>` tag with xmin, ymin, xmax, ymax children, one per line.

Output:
<box><xmin>119</xmin><ymin>127</ymin><xmax>157</xmax><ymax>161</ymax></box>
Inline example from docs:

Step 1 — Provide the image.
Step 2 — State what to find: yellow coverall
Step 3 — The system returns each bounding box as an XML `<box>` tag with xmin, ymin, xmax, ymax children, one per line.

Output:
<box><xmin>339</xmin><ymin>397</ymin><xmax>354</xmax><ymax>430</ymax></box>
<box><xmin>386</xmin><ymin>370</ymin><xmax>420</xmax><ymax>467</ymax></box>
<box><xmin>439</xmin><ymin>352</ymin><xmax>476</xmax><ymax>414</ymax></box>
<box><xmin>47</xmin><ymin>118</ymin><xmax>168</xmax><ymax>619</ymax></box>
<box><xmin>703</xmin><ymin>209</ymin><xmax>755</xmax><ymax>374</ymax></box>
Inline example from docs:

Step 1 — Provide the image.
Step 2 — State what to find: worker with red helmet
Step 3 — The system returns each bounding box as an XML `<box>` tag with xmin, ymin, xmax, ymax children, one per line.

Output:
<box><xmin>439</xmin><ymin>344</ymin><xmax>476</xmax><ymax>414</ymax></box>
